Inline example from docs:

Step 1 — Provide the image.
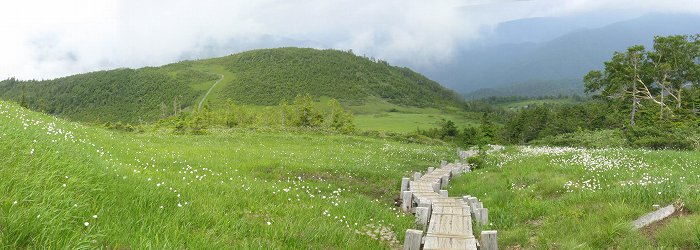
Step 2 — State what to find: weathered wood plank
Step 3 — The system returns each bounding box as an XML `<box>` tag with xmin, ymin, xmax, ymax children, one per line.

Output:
<box><xmin>480</xmin><ymin>230</ymin><xmax>498</xmax><ymax>250</ymax></box>
<box><xmin>404</xmin><ymin>229</ymin><xmax>423</xmax><ymax>250</ymax></box>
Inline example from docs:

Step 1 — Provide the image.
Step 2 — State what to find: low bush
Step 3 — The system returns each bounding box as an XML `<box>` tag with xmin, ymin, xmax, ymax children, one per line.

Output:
<box><xmin>530</xmin><ymin>129</ymin><xmax>626</xmax><ymax>148</ymax></box>
<box><xmin>623</xmin><ymin>126</ymin><xmax>696</xmax><ymax>150</ymax></box>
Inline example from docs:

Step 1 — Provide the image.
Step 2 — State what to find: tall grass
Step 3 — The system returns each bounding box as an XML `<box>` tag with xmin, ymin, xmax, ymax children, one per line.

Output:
<box><xmin>449</xmin><ymin>146</ymin><xmax>700</xmax><ymax>248</ymax></box>
<box><xmin>0</xmin><ymin>100</ymin><xmax>457</xmax><ymax>249</ymax></box>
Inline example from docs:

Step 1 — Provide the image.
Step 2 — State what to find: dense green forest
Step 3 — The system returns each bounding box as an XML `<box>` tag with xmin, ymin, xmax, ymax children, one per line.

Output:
<box><xmin>0</xmin><ymin>67</ymin><xmax>216</xmax><ymax>123</ymax></box>
<box><xmin>209</xmin><ymin>48</ymin><xmax>462</xmax><ymax>106</ymax></box>
<box><xmin>0</xmin><ymin>48</ymin><xmax>462</xmax><ymax>124</ymax></box>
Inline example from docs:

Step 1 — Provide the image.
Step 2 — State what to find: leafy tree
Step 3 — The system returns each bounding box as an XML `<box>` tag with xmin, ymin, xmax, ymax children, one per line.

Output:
<box><xmin>460</xmin><ymin>127</ymin><xmax>479</xmax><ymax>146</ymax></box>
<box><xmin>292</xmin><ymin>94</ymin><xmax>323</xmax><ymax>127</ymax></box>
<box><xmin>327</xmin><ymin>99</ymin><xmax>355</xmax><ymax>133</ymax></box>
<box><xmin>439</xmin><ymin>119</ymin><xmax>458</xmax><ymax>139</ymax></box>
<box><xmin>224</xmin><ymin>98</ymin><xmax>238</xmax><ymax>128</ymax></box>
<box><xmin>585</xmin><ymin>35</ymin><xmax>700</xmax><ymax>126</ymax></box>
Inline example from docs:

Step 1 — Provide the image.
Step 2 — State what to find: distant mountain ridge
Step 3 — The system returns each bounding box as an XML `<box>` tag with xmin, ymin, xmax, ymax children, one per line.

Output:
<box><xmin>420</xmin><ymin>13</ymin><xmax>700</xmax><ymax>98</ymax></box>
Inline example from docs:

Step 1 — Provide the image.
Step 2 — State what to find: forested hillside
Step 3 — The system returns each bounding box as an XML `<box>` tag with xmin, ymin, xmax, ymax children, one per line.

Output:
<box><xmin>208</xmin><ymin>48</ymin><xmax>462</xmax><ymax>106</ymax></box>
<box><xmin>0</xmin><ymin>67</ymin><xmax>217</xmax><ymax>123</ymax></box>
<box><xmin>0</xmin><ymin>48</ymin><xmax>462</xmax><ymax>124</ymax></box>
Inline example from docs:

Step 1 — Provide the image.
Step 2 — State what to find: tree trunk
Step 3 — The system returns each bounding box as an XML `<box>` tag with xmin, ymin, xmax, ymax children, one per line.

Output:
<box><xmin>630</xmin><ymin>97</ymin><xmax>638</xmax><ymax>126</ymax></box>
<box><xmin>660</xmin><ymin>91</ymin><xmax>665</xmax><ymax>120</ymax></box>
<box><xmin>281</xmin><ymin>108</ymin><xmax>285</xmax><ymax>126</ymax></box>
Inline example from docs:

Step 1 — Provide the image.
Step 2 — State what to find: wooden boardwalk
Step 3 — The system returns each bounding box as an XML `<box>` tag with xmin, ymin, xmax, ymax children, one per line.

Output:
<box><xmin>402</xmin><ymin>162</ymin><xmax>482</xmax><ymax>250</ymax></box>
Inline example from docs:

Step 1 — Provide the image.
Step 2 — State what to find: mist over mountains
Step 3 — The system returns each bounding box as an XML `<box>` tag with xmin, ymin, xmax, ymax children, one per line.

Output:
<box><xmin>417</xmin><ymin>13</ymin><xmax>700</xmax><ymax>98</ymax></box>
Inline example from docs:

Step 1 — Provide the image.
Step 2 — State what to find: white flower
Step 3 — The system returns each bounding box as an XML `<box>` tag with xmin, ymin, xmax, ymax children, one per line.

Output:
<box><xmin>92</xmin><ymin>215</ymin><xmax>98</xmax><ymax>219</ymax></box>
<box><xmin>12</xmin><ymin>201</ymin><xmax>17</xmax><ymax>205</ymax></box>
<box><xmin>266</xmin><ymin>221</ymin><xmax>272</xmax><ymax>225</ymax></box>
<box><xmin>177</xmin><ymin>203</ymin><xmax>182</xmax><ymax>207</ymax></box>
<box><xmin>84</xmin><ymin>222</ymin><xmax>90</xmax><ymax>226</ymax></box>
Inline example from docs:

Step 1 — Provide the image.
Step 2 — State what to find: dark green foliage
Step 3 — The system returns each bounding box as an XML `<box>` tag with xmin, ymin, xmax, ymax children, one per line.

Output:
<box><xmin>466</xmin><ymin>156</ymin><xmax>485</xmax><ymax>170</ymax></box>
<box><xmin>461</xmin><ymin>127</ymin><xmax>480</xmax><ymax>146</ymax></box>
<box><xmin>623</xmin><ymin>125</ymin><xmax>695</xmax><ymax>150</ymax></box>
<box><xmin>415</xmin><ymin>116</ymin><xmax>502</xmax><ymax>148</ymax></box>
<box><xmin>440</xmin><ymin>119</ymin><xmax>458</xmax><ymax>139</ymax></box>
<box><xmin>291</xmin><ymin>94</ymin><xmax>324</xmax><ymax>127</ymax></box>
<box><xmin>327</xmin><ymin>99</ymin><xmax>355</xmax><ymax>133</ymax></box>
<box><xmin>215</xmin><ymin>48</ymin><xmax>463</xmax><ymax>107</ymax></box>
<box><xmin>0</xmin><ymin>68</ymin><xmax>216</xmax><ymax>123</ymax></box>
<box><xmin>530</xmin><ymin>130</ymin><xmax>627</xmax><ymax>148</ymax></box>
<box><xmin>584</xmin><ymin>34</ymin><xmax>700</xmax><ymax>127</ymax></box>
<box><xmin>502</xmin><ymin>102</ymin><xmax>623</xmax><ymax>144</ymax></box>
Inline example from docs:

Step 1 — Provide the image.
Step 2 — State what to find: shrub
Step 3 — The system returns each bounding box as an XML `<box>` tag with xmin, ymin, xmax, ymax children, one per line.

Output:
<box><xmin>623</xmin><ymin>126</ymin><xmax>695</xmax><ymax>150</ymax></box>
<box><xmin>530</xmin><ymin>130</ymin><xmax>625</xmax><ymax>148</ymax></box>
<box><xmin>467</xmin><ymin>156</ymin><xmax>485</xmax><ymax>170</ymax></box>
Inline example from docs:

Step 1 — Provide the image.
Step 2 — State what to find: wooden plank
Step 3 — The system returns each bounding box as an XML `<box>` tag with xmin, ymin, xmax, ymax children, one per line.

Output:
<box><xmin>404</xmin><ymin>229</ymin><xmax>423</xmax><ymax>250</ymax></box>
<box><xmin>480</xmin><ymin>230</ymin><xmax>497</xmax><ymax>250</ymax></box>
<box><xmin>402</xmin><ymin>191</ymin><xmax>413</xmax><ymax>212</ymax></box>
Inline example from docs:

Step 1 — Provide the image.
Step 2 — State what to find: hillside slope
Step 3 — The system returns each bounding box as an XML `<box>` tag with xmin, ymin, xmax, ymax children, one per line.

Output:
<box><xmin>0</xmin><ymin>48</ymin><xmax>462</xmax><ymax>123</ymax></box>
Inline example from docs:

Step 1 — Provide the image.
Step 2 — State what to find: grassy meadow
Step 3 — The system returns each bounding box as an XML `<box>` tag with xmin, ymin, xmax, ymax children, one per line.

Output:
<box><xmin>0</xmin><ymin>100</ymin><xmax>462</xmax><ymax>249</ymax></box>
<box><xmin>348</xmin><ymin>98</ymin><xmax>478</xmax><ymax>133</ymax></box>
<box><xmin>450</xmin><ymin>146</ymin><xmax>700</xmax><ymax>249</ymax></box>
<box><xmin>495</xmin><ymin>98</ymin><xmax>580</xmax><ymax>111</ymax></box>
<box><xmin>4</xmin><ymin>95</ymin><xmax>699</xmax><ymax>249</ymax></box>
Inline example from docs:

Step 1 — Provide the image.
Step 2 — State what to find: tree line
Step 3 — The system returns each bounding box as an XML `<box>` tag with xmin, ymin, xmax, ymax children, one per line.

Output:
<box><xmin>153</xmin><ymin>94</ymin><xmax>355</xmax><ymax>135</ymax></box>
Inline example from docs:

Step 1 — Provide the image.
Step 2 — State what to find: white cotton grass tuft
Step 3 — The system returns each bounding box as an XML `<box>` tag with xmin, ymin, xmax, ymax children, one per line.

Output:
<box><xmin>84</xmin><ymin>222</ymin><xmax>90</xmax><ymax>227</ymax></box>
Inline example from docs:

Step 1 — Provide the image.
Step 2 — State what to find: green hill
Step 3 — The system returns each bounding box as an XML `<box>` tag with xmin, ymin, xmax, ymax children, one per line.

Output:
<box><xmin>0</xmin><ymin>48</ymin><xmax>462</xmax><ymax>123</ymax></box>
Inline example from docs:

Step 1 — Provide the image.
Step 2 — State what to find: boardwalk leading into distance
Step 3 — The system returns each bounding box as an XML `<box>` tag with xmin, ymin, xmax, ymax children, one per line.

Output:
<box><xmin>403</xmin><ymin>163</ymin><xmax>478</xmax><ymax>250</ymax></box>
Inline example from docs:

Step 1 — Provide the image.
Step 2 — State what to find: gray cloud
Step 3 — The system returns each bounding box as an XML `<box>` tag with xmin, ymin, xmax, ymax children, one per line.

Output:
<box><xmin>1</xmin><ymin>0</ymin><xmax>699</xmax><ymax>80</ymax></box>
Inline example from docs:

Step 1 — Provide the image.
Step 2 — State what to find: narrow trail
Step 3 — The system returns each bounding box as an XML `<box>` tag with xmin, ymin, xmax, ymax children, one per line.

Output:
<box><xmin>198</xmin><ymin>74</ymin><xmax>224</xmax><ymax>109</ymax></box>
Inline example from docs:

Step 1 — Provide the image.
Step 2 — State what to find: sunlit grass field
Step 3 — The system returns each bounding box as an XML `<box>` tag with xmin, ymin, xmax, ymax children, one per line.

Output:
<box><xmin>450</xmin><ymin>146</ymin><xmax>700</xmax><ymax>249</ymax></box>
<box><xmin>496</xmin><ymin>98</ymin><xmax>580</xmax><ymax>110</ymax></box>
<box><xmin>349</xmin><ymin>98</ymin><xmax>479</xmax><ymax>132</ymax></box>
<box><xmin>5</xmin><ymin>98</ymin><xmax>699</xmax><ymax>249</ymax></box>
<box><xmin>0</xmin><ymin>100</ymin><xmax>459</xmax><ymax>249</ymax></box>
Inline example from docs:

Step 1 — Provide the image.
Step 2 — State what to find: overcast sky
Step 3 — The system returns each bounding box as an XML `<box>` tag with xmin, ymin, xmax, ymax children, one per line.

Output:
<box><xmin>2</xmin><ymin>0</ymin><xmax>699</xmax><ymax>80</ymax></box>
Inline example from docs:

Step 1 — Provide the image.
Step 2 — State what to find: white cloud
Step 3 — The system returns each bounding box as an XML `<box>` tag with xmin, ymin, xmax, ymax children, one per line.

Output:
<box><xmin>1</xmin><ymin>0</ymin><xmax>699</xmax><ymax>80</ymax></box>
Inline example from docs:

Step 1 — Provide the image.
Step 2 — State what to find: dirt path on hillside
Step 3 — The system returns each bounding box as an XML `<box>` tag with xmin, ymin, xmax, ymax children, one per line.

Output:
<box><xmin>198</xmin><ymin>74</ymin><xmax>224</xmax><ymax>109</ymax></box>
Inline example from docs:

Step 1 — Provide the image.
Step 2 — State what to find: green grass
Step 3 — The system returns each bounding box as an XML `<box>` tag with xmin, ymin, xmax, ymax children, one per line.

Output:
<box><xmin>449</xmin><ymin>146</ymin><xmax>700</xmax><ymax>249</ymax></box>
<box><xmin>0</xmin><ymin>100</ymin><xmax>459</xmax><ymax>249</ymax></box>
<box><xmin>355</xmin><ymin>112</ymin><xmax>478</xmax><ymax>133</ymax></box>
<box><xmin>8</xmin><ymin>96</ymin><xmax>698</xmax><ymax>248</ymax></box>
<box><xmin>497</xmin><ymin>98</ymin><xmax>579</xmax><ymax>110</ymax></box>
<box><xmin>349</xmin><ymin>97</ymin><xmax>479</xmax><ymax>133</ymax></box>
